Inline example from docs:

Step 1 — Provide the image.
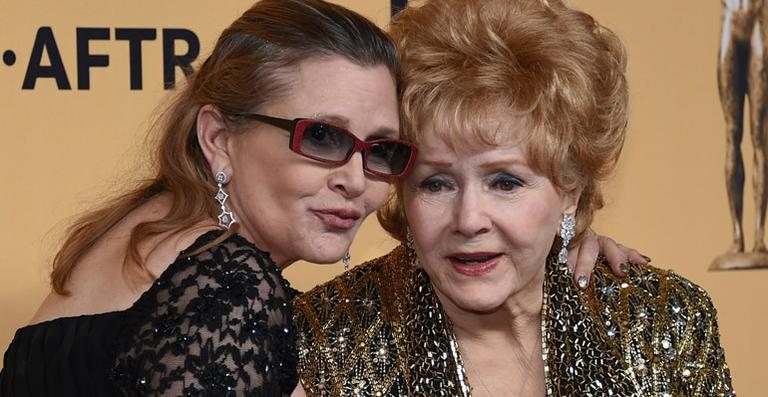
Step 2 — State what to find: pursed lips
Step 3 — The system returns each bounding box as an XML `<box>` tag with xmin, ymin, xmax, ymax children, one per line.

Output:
<box><xmin>311</xmin><ymin>208</ymin><xmax>362</xmax><ymax>229</ymax></box>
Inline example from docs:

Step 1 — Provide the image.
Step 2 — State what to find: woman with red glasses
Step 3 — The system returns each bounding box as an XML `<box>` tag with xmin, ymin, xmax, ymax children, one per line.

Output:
<box><xmin>0</xmin><ymin>0</ymin><xmax>642</xmax><ymax>396</ymax></box>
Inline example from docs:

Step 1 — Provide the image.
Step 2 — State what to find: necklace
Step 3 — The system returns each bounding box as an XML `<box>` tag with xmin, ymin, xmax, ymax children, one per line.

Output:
<box><xmin>454</xmin><ymin>329</ymin><xmax>543</xmax><ymax>396</ymax></box>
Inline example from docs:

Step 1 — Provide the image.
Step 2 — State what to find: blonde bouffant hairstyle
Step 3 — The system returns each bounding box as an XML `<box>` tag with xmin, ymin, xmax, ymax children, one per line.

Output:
<box><xmin>379</xmin><ymin>0</ymin><xmax>629</xmax><ymax>247</ymax></box>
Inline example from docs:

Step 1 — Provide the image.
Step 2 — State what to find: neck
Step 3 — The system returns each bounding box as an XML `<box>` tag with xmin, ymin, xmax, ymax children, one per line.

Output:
<box><xmin>267</xmin><ymin>249</ymin><xmax>295</xmax><ymax>270</ymax></box>
<box><xmin>441</xmin><ymin>267</ymin><xmax>545</xmax><ymax>343</ymax></box>
<box><xmin>441</xmin><ymin>271</ymin><xmax>546</xmax><ymax>397</ymax></box>
<box><xmin>437</xmin><ymin>265</ymin><xmax>547</xmax><ymax>396</ymax></box>
<box><xmin>231</xmin><ymin>224</ymin><xmax>295</xmax><ymax>269</ymax></box>
<box><xmin>226</xmin><ymin>218</ymin><xmax>297</xmax><ymax>269</ymax></box>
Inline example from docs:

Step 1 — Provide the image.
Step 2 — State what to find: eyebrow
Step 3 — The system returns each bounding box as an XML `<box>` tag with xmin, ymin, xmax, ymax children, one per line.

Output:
<box><xmin>418</xmin><ymin>157</ymin><xmax>529</xmax><ymax>169</ymax></box>
<box><xmin>313</xmin><ymin>113</ymin><xmax>350</xmax><ymax>127</ymax></box>
<box><xmin>313</xmin><ymin>113</ymin><xmax>399</xmax><ymax>140</ymax></box>
<box><xmin>478</xmin><ymin>158</ymin><xmax>529</xmax><ymax>169</ymax></box>
<box><xmin>419</xmin><ymin>159</ymin><xmax>454</xmax><ymax>167</ymax></box>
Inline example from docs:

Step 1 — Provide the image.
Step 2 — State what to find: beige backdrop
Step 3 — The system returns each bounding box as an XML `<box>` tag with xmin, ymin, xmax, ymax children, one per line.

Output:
<box><xmin>0</xmin><ymin>0</ymin><xmax>764</xmax><ymax>394</ymax></box>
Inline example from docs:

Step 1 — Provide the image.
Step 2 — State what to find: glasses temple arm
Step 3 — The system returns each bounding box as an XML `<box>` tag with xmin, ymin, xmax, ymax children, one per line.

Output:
<box><xmin>232</xmin><ymin>113</ymin><xmax>296</xmax><ymax>132</ymax></box>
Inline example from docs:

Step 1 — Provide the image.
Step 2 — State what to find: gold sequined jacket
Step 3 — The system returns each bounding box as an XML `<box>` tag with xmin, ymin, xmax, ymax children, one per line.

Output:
<box><xmin>293</xmin><ymin>246</ymin><xmax>735</xmax><ymax>396</ymax></box>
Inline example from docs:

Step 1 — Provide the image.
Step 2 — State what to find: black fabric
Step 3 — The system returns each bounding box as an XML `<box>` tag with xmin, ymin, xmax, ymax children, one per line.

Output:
<box><xmin>1</xmin><ymin>230</ymin><xmax>298</xmax><ymax>396</ymax></box>
<box><xmin>0</xmin><ymin>311</ymin><xmax>125</xmax><ymax>396</ymax></box>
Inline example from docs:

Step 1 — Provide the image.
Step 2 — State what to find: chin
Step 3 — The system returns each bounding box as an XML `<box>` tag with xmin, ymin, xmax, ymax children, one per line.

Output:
<box><xmin>301</xmin><ymin>240</ymin><xmax>350</xmax><ymax>265</ymax></box>
<box><xmin>443</xmin><ymin>290</ymin><xmax>507</xmax><ymax>314</ymax></box>
<box><xmin>299</xmin><ymin>250</ymin><xmax>343</xmax><ymax>265</ymax></box>
<box><xmin>457</xmin><ymin>298</ymin><xmax>506</xmax><ymax>314</ymax></box>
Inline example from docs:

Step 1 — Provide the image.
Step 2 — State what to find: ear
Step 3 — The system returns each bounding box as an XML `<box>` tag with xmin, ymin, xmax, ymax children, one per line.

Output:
<box><xmin>197</xmin><ymin>104</ymin><xmax>232</xmax><ymax>176</ymax></box>
<box><xmin>561</xmin><ymin>185</ymin><xmax>582</xmax><ymax>215</ymax></box>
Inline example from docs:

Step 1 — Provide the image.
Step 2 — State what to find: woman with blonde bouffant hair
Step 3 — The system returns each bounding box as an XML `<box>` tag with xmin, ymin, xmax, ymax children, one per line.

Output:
<box><xmin>294</xmin><ymin>0</ymin><xmax>735</xmax><ymax>395</ymax></box>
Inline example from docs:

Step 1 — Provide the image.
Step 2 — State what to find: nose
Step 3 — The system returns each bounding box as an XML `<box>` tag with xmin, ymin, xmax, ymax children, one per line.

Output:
<box><xmin>452</xmin><ymin>186</ymin><xmax>492</xmax><ymax>237</ymax></box>
<box><xmin>328</xmin><ymin>151</ymin><xmax>366</xmax><ymax>198</ymax></box>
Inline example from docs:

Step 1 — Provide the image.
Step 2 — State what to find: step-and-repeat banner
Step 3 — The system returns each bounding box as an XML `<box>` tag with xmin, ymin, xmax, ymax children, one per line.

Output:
<box><xmin>0</xmin><ymin>0</ymin><xmax>764</xmax><ymax>393</ymax></box>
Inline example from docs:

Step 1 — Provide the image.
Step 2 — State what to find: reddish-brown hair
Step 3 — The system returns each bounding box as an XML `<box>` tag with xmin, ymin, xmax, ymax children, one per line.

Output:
<box><xmin>379</xmin><ymin>0</ymin><xmax>628</xmax><ymax>246</ymax></box>
<box><xmin>51</xmin><ymin>0</ymin><xmax>398</xmax><ymax>294</ymax></box>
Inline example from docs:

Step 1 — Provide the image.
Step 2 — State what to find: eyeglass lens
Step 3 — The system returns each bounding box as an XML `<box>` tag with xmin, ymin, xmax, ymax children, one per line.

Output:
<box><xmin>299</xmin><ymin>121</ymin><xmax>412</xmax><ymax>175</ymax></box>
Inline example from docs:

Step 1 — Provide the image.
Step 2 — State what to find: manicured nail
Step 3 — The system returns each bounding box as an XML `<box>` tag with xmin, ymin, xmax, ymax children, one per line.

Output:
<box><xmin>641</xmin><ymin>255</ymin><xmax>651</xmax><ymax>263</ymax></box>
<box><xmin>620</xmin><ymin>262</ymin><xmax>629</xmax><ymax>275</ymax></box>
<box><xmin>577</xmin><ymin>275</ymin><xmax>589</xmax><ymax>289</ymax></box>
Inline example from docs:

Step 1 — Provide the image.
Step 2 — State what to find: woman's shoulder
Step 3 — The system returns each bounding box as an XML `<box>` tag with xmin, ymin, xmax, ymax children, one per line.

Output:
<box><xmin>112</xmin><ymin>229</ymin><xmax>298</xmax><ymax>396</ymax></box>
<box><xmin>589</xmin><ymin>260</ymin><xmax>722</xmax><ymax>339</ymax></box>
<box><xmin>591</xmin><ymin>260</ymin><xmax>717</xmax><ymax>316</ymax></box>
<box><xmin>139</xmin><ymin>229</ymin><xmax>292</xmax><ymax>307</ymax></box>
<box><xmin>292</xmin><ymin>247</ymin><xmax>402</xmax><ymax>312</ymax></box>
<box><xmin>292</xmin><ymin>247</ymin><xmax>408</xmax><ymax>345</ymax></box>
<box><xmin>119</xmin><ymin>228</ymin><xmax>294</xmax><ymax>338</ymax></box>
<box><xmin>292</xmin><ymin>247</ymin><xmax>413</xmax><ymax>396</ymax></box>
<box><xmin>587</xmin><ymin>260</ymin><xmax>734</xmax><ymax>394</ymax></box>
<box><xmin>181</xmin><ymin>229</ymin><xmax>279</xmax><ymax>272</ymax></box>
<box><xmin>159</xmin><ymin>228</ymin><xmax>280</xmax><ymax>275</ymax></box>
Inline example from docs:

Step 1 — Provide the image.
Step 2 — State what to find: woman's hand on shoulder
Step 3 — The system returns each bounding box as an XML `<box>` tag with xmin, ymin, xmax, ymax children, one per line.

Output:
<box><xmin>569</xmin><ymin>229</ymin><xmax>650</xmax><ymax>289</ymax></box>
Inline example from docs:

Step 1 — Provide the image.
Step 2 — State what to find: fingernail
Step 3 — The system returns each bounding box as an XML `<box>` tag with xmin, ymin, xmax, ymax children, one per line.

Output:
<box><xmin>641</xmin><ymin>255</ymin><xmax>651</xmax><ymax>263</ymax></box>
<box><xmin>620</xmin><ymin>262</ymin><xmax>629</xmax><ymax>275</ymax></box>
<box><xmin>577</xmin><ymin>275</ymin><xmax>589</xmax><ymax>289</ymax></box>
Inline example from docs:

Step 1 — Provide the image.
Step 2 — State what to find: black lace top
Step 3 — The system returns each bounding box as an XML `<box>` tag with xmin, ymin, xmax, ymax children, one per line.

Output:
<box><xmin>1</xmin><ymin>230</ymin><xmax>298</xmax><ymax>396</ymax></box>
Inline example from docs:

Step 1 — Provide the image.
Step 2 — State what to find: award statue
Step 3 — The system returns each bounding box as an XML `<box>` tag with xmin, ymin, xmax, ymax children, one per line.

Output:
<box><xmin>713</xmin><ymin>0</ymin><xmax>768</xmax><ymax>269</ymax></box>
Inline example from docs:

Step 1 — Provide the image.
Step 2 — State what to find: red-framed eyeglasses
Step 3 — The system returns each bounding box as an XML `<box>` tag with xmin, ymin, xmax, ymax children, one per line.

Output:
<box><xmin>233</xmin><ymin>113</ymin><xmax>417</xmax><ymax>178</ymax></box>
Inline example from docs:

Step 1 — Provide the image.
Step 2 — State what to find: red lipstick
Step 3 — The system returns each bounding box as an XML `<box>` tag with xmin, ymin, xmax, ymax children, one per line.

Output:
<box><xmin>447</xmin><ymin>252</ymin><xmax>501</xmax><ymax>277</ymax></box>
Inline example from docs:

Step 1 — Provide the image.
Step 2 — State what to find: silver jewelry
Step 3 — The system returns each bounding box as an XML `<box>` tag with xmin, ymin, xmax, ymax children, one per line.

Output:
<box><xmin>405</xmin><ymin>228</ymin><xmax>422</xmax><ymax>268</ymax></box>
<box><xmin>215</xmin><ymin>171</ymin><xmax>236</xmax><ymax>229</ymax></box>
<box><xmin>558</xmin><ymin>213</ymin><xmax>576</xmax><ymax>264</ymax></box>
<box><xmin>342</xmin><ymin>252</ymin><xmax>351</xmax><ymax>271</ymax></box>
<box><xmin>406</xmin><ymin>228</ymin><xmax>416</xmax><ymax>251</ymax></box>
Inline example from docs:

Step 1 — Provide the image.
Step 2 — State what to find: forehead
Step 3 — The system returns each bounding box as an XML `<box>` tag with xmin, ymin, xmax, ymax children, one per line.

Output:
<box><xmin>415</xmin><ymin>135</ymin><xmax>530</xmax><ymax>168</ymax></box>
<box><xmin>416</xmin><ymin>107</ymin><xmax>532</xmax><ymax>153</ymax></box>
<box><xmin>262</xmin><ymin>56</ymin><xmax>399</xmax><ymax>135</ymax></box>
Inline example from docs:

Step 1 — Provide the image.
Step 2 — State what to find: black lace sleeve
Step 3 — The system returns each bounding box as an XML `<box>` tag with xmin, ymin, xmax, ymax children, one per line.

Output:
<box><xmin>112</xmin><ymin>232</ymin><xmax>298</xmax><ymax>396</ymax></box>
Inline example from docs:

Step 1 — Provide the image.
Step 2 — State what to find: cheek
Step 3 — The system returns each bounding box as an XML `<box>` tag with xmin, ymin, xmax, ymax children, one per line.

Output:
<box><xmin>403</xmin><ymin>192</ymin><xmax>449</xmax><ymax>252</ymax></box>
<box><xmin>500</xmin><ymin>194</ymin><xmax>562</xmax><ymax>248</ymax></box>
<box><xmin>253</xmin><ymin>166</ymin><xmax>307</xmax><ymax>201</ymax></box>
<box><xmin>234</xmin><ymin>157</ymin><xmax>325</xmax><ymax>221</ymax></box>
<box><xmin>231</xmin><ymin>139</ymin><xmax>290</xmax><ymax>194</ymax></box>
<box><xmin>364</xmin><ymin>180</ymin><xmax>392</xmax><ymax>213</ymax></box>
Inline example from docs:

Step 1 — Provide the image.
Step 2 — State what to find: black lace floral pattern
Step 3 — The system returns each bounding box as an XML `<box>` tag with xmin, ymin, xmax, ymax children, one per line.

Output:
<box><xmin>112</xmin><ymin>230</ymin><xmax>297</xmax><ymax>396</ymax></box>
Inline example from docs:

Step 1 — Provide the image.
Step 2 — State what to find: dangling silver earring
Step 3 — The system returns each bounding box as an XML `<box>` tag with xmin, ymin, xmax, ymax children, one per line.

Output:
<box><xmin>558</xmin><ymin>213</ymin><xmax>576</xmax><ymax>264</ymax></box>
<box><xmin>215</xmin><ymin>171</ymin><xmax>236</xmax><ymax>229</ymax></box>
<box><xmin>406</xmin><ymin>228</ymin><xmax>416</xmax><ymax>251</ymax></box>
<box><xmin>342</xmin><ymin>252</ymin><xmax>351</xmax><ymax>271</ymax></box>
<box><xmin>405</xmin><ymin>227</ymin><xmax>421</xmax><ymax>268</ymax></box>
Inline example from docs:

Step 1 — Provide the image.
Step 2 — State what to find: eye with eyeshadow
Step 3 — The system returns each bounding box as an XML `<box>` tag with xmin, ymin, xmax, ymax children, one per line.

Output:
<box><xmin>490</xmin><ymin>172</ymin><xmax>525</xmax><ymax>192</ymax></box>
<box><xmin>419</xmin><ymin>176</ymin><xmax>455</xmax><ymax>193</ymax></box>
